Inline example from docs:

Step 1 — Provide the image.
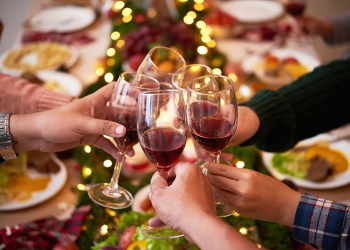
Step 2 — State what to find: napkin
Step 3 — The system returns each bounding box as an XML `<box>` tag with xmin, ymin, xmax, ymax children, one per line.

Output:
<box><xmin>0</xmin><ymin>205</ymin><xmax>91</xmax><ymax>250</ymax></box>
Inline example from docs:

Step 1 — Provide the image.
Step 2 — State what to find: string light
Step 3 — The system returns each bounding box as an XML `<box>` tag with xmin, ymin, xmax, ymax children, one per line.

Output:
<box><xmin>116</xmin><ymin>39</ymin><xmax>125</xmax><ymax>48</ymax></box>
<box><xmin>96</xmin><ymin>67</ymin><xmax>104</xmax><ymax>77</ymax></box>
<box><xmin>239</xmin><ymin>227</ymin><xmax>248</xmax><ymax>235</ymax></box>
<box><xmin>111</xmin><ymin>31</ymin><xmax>121</xmax><ymax>40</ymax></box>
<box><xmin>113</xmin><ymin>1</ymin><xmax>125</xmax><ymax>11</ymax></box>
<box><xmin>213</xmin><ymin>68</ymin><xmax>222</xmax><ymax>75</ymax></box>
<box><xmin>107</xmin><ymin>48</ymin><xmax>116</xmax><ymax>57</ymax></box>
<box><xmin>100</xmin><ymin>224</ymin><xmax>109</xmax><ymax>235</ymax></box>
<box><xmin>77</xmin><ymin>183</ymin><xmax>87</xmax><ymax>191</ymax></box>
<box><xmin>197</xmin><ymin>45</ymin><xmax>208</xmax><ymax>55</ymax></box>
<box><xmin>103</xmin><ymin>159</ymin><xmax>113</xmax><ymax>168</ymax></box>
<box><xmin>84</xmin><ymin>145</ymin><xmax>91</xmax><ymax>153</ymax></box>
<box><xmin>104</xmin><ymin>72</ymin><xmax>114</xmax><ymax>82</ymax></box>
<box><xmin>82</xmin><ymin>166</ymin><xmax>92</xmax><ymax>178</ymax></box>
<box><xmin>236</xmin><ymin>160</ymin><xmax>245</xmax><ymax>168</ymax></box>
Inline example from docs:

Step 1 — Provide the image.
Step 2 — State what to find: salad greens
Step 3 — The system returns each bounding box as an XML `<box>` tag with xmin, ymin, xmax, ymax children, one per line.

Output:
<box><xmin>271</xmin><ymin>152</ymin><xmax>309</xmax><ymax>179</ymax></box>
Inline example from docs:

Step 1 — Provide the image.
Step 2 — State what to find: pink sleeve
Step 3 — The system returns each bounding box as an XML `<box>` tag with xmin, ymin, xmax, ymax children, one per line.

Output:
<box><xmin>0</xmin><ymin>73</ymin><xmax>75</xmax><ymax>114</ymax></box>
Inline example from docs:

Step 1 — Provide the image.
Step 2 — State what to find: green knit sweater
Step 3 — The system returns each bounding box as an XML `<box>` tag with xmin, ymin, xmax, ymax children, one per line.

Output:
<box><xmin>240</xmin><ymin>58</ymin><xmax>350</xmax><ymax>152</ymax></box>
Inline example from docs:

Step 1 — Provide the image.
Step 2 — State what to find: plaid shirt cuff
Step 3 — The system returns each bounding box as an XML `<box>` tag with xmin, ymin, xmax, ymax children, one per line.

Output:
<box><xmin>293</xmin><ymin>193</ymin><xmax>350</xmax><ymax>250</ymax></box>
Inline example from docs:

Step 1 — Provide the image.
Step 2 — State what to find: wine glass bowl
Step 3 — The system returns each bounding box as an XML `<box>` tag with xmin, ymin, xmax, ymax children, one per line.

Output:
<box><xmin>88</xmin><ymin>72</ymin><xmax>159</xmax><ymax>209</ymax></box>
<box><xmin>136</xmin><ymin>46</ymin><xmax>186</xmax><ymax>88</ymax></box>
<box><xmin>137</xmin><ymin>89</ymin><xmax>187</xmax><ymax>238</ymax></box>
<box><xmin>283</xmin><ymin>0</ymin><xmax>306</xmax><ymax>17</ymax></box>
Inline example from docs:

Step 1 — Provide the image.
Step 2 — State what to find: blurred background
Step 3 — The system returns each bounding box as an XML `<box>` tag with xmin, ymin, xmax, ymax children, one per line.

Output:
<box><xmin>1</xmin><ymin>0</ymin><xmax>350</xmax><ymax>63</ymax></box>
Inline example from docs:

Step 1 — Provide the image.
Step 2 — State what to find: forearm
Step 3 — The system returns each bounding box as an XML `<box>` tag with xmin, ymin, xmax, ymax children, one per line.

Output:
<box><xmin>241</xmin><ymin>59</ymin><xmax>350</xmax><ymax>152</ymax></box>
<box><xmin>181</xmin><ymin>212</ymin><xmax>259</xmax><ymax>250</ymax></box>
<box><xmin>0</xmin><ymin>73</ymin><xmax>74</xmax><ymax>114</ymax></box>
<box><xmin>293</xmin><ymin>193</ymin><xmax>350</xmax><ymax>249</ymax></box>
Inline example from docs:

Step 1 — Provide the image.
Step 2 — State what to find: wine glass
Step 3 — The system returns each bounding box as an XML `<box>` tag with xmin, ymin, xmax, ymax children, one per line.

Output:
<box><xmin>136</xmin><ymin>46</ymin><xmax>186</xmax><ymax>90</ymax></box>
<box><xmin>172</xmin><ymin>64</ymin><xmax>213</xmax><ymax>101</ymax></box>
<box><xmin>282</xmin><ymin>0</ymin><xmax>309</xmax><ymax>44</ymax></box>
<box><xmin>187</xmin><ymin>74</ymin><xmax>238</xmax><ymax>217</ymax></box>
<box><xmin>88</xmin><ymin>72</ymin><xmax>159</xmax><ymax>209</ymax></box>
<box><xmin>137</xmin><ymin>89</ymin><xmax>187</xmax><ymax>239</ymax></box>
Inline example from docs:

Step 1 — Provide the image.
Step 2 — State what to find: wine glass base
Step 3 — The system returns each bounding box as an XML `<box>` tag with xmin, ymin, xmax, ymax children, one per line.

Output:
<box><xmin>141</xmin><ymin>226</ymin><xmax>184</xmax><ymax>239</ymax></box>
<box><xmin>216</xmin><ymin>202</ymin><xmax>232</xmax><ymax>218</ymax></box>
<box><xmin>88</xmin><ymin>183</ymin><xmax>133</xmax><ymax>209</ymax></box>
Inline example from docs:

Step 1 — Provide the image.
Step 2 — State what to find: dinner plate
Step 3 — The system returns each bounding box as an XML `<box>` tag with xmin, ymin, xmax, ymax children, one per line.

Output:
<box><xmin>27</xmin><ymin>5</ymin><xmax>96</xmax><ymax>33</ymax></box>
<box><xmin>262</xmin><ymin>134</ymin><xmax>350</xmax><ymax>189</ymax></box>
<box><xmin>218</xmin><ymin>0</ymin><xmax>284</xmax><ymax>24</ymax></box>
<box><xmin>37</xmin><ymin>70</ymin><xmax>83</xmax><ymax>97</ymax></box>
<box><xmin>241</xmin><ymin>48</ymin><xmax>321</xmax><ymax>85</ymax></box>
<box><xmin>0</xmin><ymin>155</ymin><xmax>67</xmax><ymax>211</ymax></box>
<box><xmin>0</xmin><ymin>42</ymin><xmax>79</xmax><ymax>75</ymax></box>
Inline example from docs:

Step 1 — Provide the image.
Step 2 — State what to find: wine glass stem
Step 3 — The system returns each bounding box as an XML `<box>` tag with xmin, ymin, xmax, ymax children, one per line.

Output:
<box><xmin>211</xmin><ymin>153</ymin><xmax>220</xmax><ymax>164</ymax></box>
<box><xmin>108</xmin><ymin>151</ymin><xmax>125</xmax><ymax>194</ymax></box>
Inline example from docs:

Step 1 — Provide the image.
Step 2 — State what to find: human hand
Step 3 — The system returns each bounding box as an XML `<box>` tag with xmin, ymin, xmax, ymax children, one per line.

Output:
<box><xmin>10</xmin><ymin>83</ymin><xmax>135</xmax><ymax>159</ymax></box>
<box><xmin>206</xmin><ymin>163</ymin><xmax>301</xmax><ymax>227</ymax></box>
<box><xmin>149</xmin><ymin>161</ymin><xmax>215</xmax><ymax>234</ymax></box>
<box><xmin>299</xmin><ymin>15</ymin><xmax>333</xmax><ymax>40</ymax></box>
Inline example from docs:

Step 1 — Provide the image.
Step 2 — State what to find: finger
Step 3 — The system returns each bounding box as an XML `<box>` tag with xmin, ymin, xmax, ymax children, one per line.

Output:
<box><xmin>80</xmin><ymin>117</ymin><xmax>126</xmax><ymax>138</ymax></box>
<box><xmin>89</xmin><ymin>136</ymin><xmax>119</xmax><ymax>158</ymax></box>
<box><xmin>207</xmin><ymin>174</ymin><xmax>240</xmax><ymax>194</ymax></box>
<box><xmin>92</xmin><ymin>82</ymin><xmax>116</xmax><ymax>104</ymax></box>
<box><xmin>206</xmin><ymin>163</ymin><xmax>242</xmax><ymax>180</ymax></box>
<box><xmin>148</xmin><ymin>217</ymin><xmax>166</xmax><ymax>228</ymax></box>
<box><xmin>212</xmin><ymin>185</ymin><xmax>240</xmax><ymax>208</ymax></box>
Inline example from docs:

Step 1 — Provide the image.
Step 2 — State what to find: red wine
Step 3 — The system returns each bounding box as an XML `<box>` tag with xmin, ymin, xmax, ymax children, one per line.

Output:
<box><xmin>285</xmin><ymin>2</ymin><xmax>305</xmax><ymax>17</ymax></box>
<box><xmin>141</xmin><ymin>127</ymin><xmax>186</xmax><ymax>172</ymax></box>
<box><xmin>191</xmin><ymin>117</ymin><xmax>233</xmax><ymax>154</ymax></box>
<box><xmin>113</xmin><ymin>113</ymin><xmax>138</xmax><ymax>149</ymax></box>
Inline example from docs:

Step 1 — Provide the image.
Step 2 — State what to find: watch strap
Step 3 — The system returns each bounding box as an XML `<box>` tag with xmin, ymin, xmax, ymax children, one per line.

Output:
<box><xmin>0</xmin><ymin>113</ymin><xmax>17</xmax><ymax>160</ymax></box>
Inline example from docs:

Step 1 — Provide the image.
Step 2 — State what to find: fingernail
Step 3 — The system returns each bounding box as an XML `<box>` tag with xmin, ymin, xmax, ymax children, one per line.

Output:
<box><xmin>115</xmin><ymin>126</ymin><xmax>125</xmax><ymax>135</ymax></box>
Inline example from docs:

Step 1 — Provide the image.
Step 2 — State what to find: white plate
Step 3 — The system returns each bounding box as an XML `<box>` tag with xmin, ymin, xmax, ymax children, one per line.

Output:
<box><xmin>0</xmin><ymin>155</ymin><xmax>68</xmax><ymax>211</ymax></box>
<box><xmin>37</xmin><ymin>70</ymin><xmax>83</xmax><ymax>97</ymax></box>
<box><xmin>218</xmin><ymin>0</ymin><xmax>284</xmax><ymax>24</ymax></box>
<box><xmin>28</xmin><ymin>5</ymin><xmax>96</xmax><ymax>33</ymax></box>
<box><xmin>0</xmin><ymin>42</ymin><xmax>79</xmax><ymax>75</ymax></box>
<box><xmin>262</xmin><ymin>134</ymin><xmax>350</xmax><ymax>189</ymax></box>
<box><xmin>241</xmin><ymin>48</ymin><xmax>320</xmax><ymax>85</ymax></box>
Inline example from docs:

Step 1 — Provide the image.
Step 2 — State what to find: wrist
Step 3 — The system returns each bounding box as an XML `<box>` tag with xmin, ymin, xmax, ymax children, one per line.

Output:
<box><xmin>10</xmin><ymin>113</ymin><xmax>40</xmax><ymax>153</ymax></box>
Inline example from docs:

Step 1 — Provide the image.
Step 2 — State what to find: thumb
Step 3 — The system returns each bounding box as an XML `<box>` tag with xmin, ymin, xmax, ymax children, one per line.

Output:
<box><xmin>80</xmin><ymin>117</ymin><xmax>126</xmax><ymax>138</ymax></box>
<box><xmin>150</xmin><ymin>173</ymin><xmax>168</xmax><ymax>194</ymax></box>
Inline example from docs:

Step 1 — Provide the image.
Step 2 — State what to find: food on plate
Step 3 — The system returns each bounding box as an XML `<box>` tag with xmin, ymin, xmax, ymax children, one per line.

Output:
<box><xmin>21</xmin><ymin>71</ymin><xmax>70</xmax><ymax>94</ymax></box>
<box><xmin>0</xmin><ymin>152</ymin><xmax>59</xmax><ymax>204</ymax></box>
<box><xmin>205</xmin><ymin>9</ymin><xmax>238</xmax><ymax>38</ymax></box>
<box><xmin>255</xmin><ymin>54</ymin><xmax>309</xmax><ymax>85</ymax></box>
<box><xmin>271</xmin><ymin>143</ymin><xmax>349</xmax><ymax>182</ymax></box>
<box><xmin>205</xmin><ymin>9</ymin><xmax>237</xmax><ymax>26</ymax></box>
<box><xmin>2</xmin><ymin>42</ymin><xmax>73</xmax><ymax>72</ymax></box>
<box><xmin>27</xmin><ymin>151</ymin><xmax>60</xmax><ymax>174</ymax></box>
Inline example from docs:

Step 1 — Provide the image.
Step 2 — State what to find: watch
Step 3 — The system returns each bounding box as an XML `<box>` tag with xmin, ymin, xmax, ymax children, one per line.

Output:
<box><xmin>0</xmin><ymin>113</ymin><xmax>17</xmax><ymax>160</ymax></box>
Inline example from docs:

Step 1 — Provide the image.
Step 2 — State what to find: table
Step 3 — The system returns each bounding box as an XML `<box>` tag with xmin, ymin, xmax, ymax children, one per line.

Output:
<box><xmin>1</xmin><ymin>0</ymin><xmax>350</xmax><ymax>231</ymax></box>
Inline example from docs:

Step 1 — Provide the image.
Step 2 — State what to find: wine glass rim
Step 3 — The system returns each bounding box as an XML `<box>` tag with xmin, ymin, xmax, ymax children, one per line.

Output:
<box><xmin>117</xmin><ymin>71</ymin><xmax>160</xmax><ymax>90</ymax></box>
<box><xmin>172</xmin><ymin>63</ymin><xmax>213</xmax><ymax>90</ymax></box>
<box><xmin>188</xmin><ymin>74</ymin><xmax>235</xmax><ymax>95</ymax></box>
<box><xmin>146</xmin><ymin>46</ymin><xmax>186</xmax><ymax>75</ymax></box>
<box><xmin>140</xmin><ymin>88</ymin><xmax>183</xmax><ymax>96</ymax></box>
